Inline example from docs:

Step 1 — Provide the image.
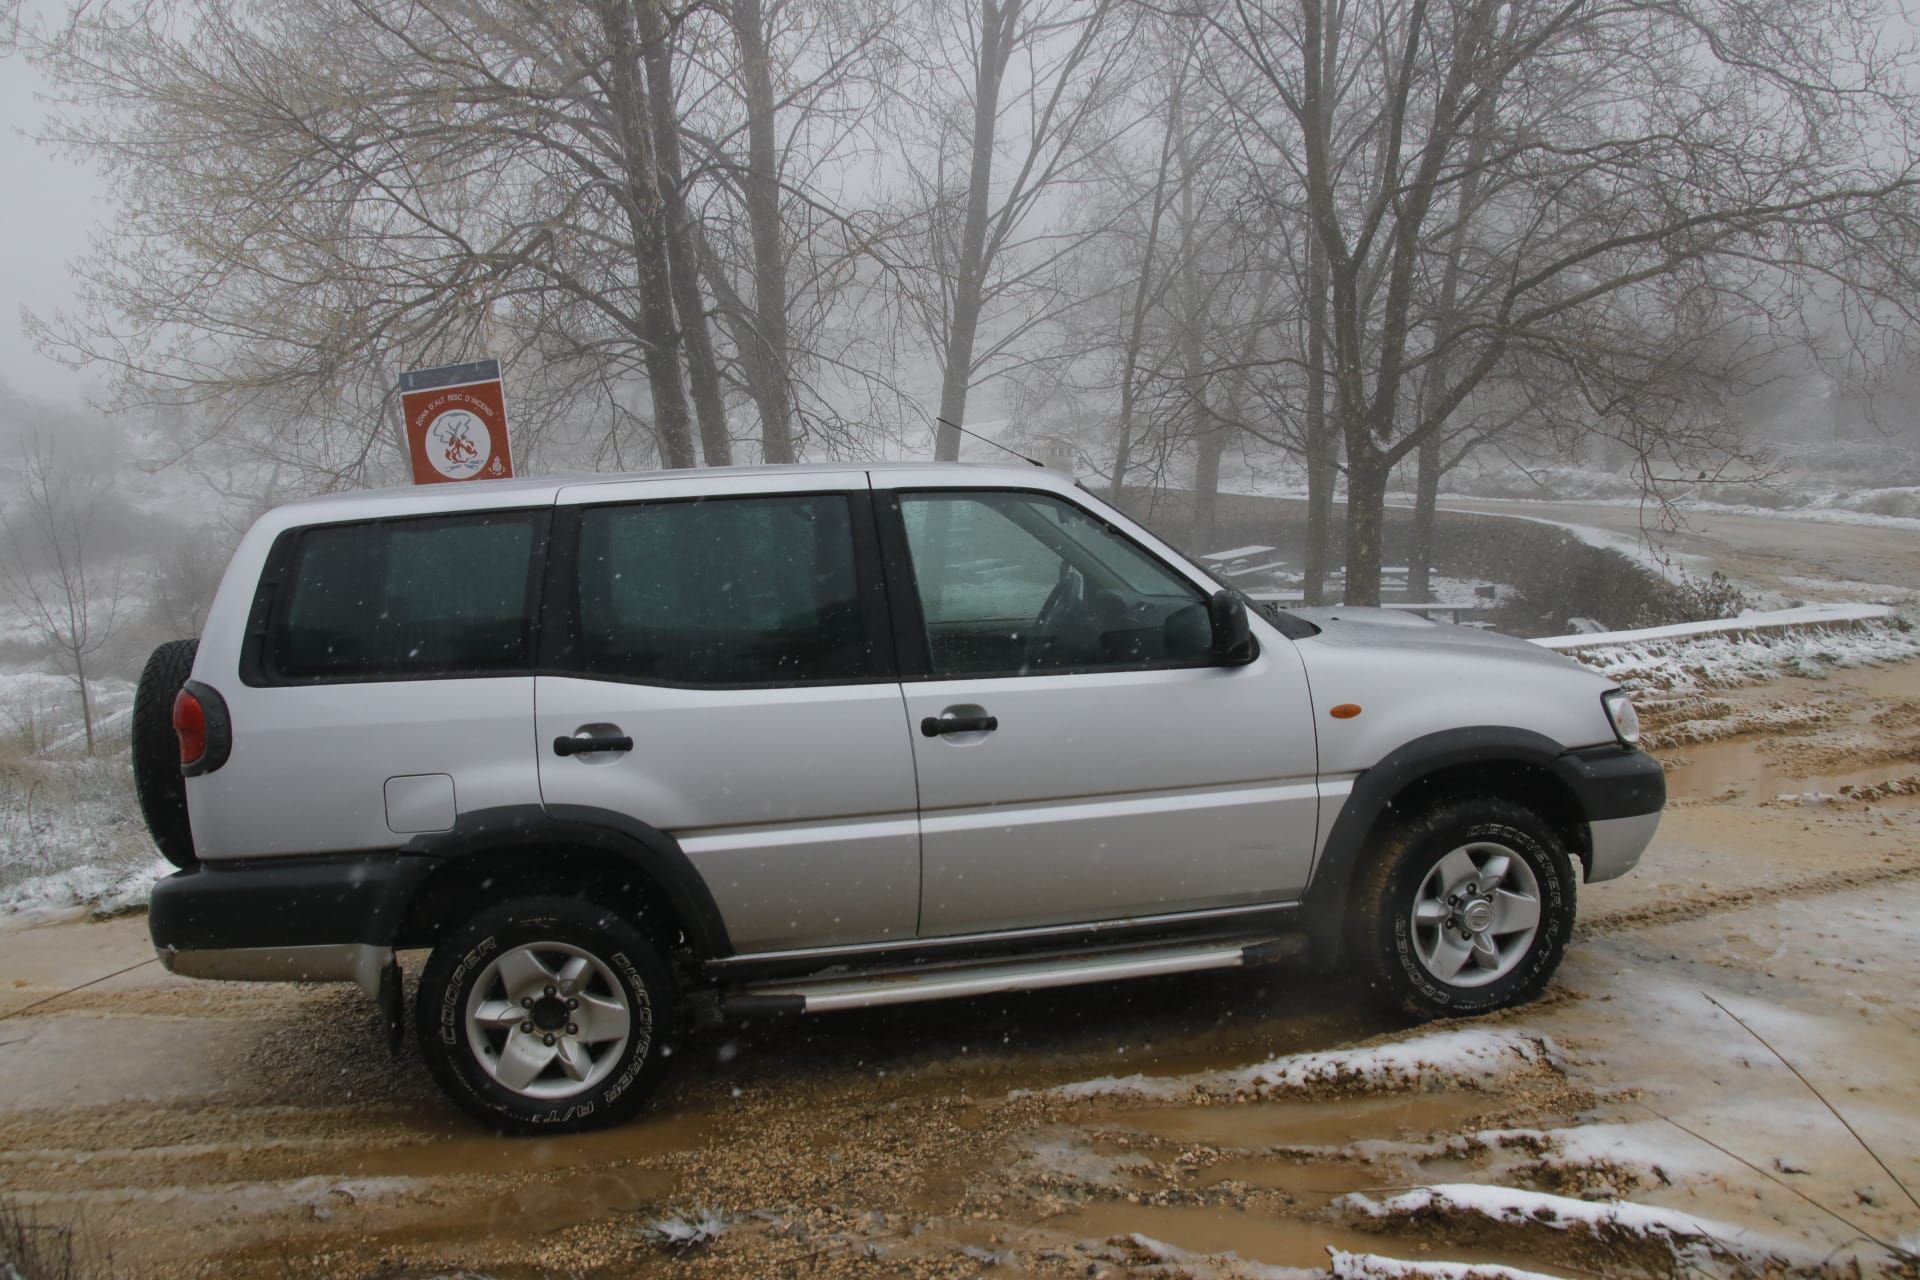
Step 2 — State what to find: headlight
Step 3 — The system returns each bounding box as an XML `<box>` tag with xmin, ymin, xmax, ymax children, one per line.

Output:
<box><xmin>1602</xmin><ymin>689</ymin><xmax>1641</xmax><ymax>746</ymax></box>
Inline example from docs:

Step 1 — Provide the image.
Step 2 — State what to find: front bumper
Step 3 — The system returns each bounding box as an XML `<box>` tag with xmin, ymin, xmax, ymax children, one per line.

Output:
<box><xmin>149</xmin><ymin>854</ymin><xmax>436</xmax><ymax>997</ymax></box>
<box><xmin>1558</xmin><ymin>744</ymin><xmax>1665</xmax><ymax>882</ymax></box>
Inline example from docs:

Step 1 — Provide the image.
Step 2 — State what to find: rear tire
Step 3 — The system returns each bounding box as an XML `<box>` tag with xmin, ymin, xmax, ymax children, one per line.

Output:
<box><xmin>416</xmin><ymin>895</ymin><xmax>679</xmax><ymax>1135</ymax></box>
<box><xmin>1350</xmin><ymin>798</ymin><xmax>1575</xmax><ymax>1019</ymax></box>
<box><xmin>131</xmin><ymin>638</ymin><xmax>199</xmax><ymax>870</ymax></box>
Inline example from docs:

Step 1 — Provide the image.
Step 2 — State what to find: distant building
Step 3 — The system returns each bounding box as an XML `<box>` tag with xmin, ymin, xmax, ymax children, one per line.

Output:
<box><xmin>1030</xmin><ymin>436</ymin><xmax>1076</xmax><ymax>473</ymax></box>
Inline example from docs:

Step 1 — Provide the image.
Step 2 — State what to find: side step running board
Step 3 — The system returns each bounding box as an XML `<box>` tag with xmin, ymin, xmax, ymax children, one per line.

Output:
<box><xmin>723</xmin><ymin>935</ymin><xmax>1304</xmax><ymax>1017</ymax></box>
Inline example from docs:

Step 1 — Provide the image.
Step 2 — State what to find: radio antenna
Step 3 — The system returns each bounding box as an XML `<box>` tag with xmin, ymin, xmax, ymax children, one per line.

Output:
<box><xmin>935</xmin><ymin>416</ymin><xmax>1045</xmax><ymax>467</ymax></box>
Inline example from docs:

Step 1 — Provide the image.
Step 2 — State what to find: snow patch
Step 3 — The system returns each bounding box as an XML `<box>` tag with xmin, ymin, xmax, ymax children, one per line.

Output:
<box><xmin>1535</xmin><ymin>612</ymin><xmax>1920</xmax><ymax>696</ymax></box>
<box><xmin>1328</xmin><ymin>1250</ymin><xmax>1564</xmax><ymax>1280</ymax></box>
<box><xmin>1217</xmin><ymin>1030</ymin><xmax>1555</xmax><ymax>1097</ymax></box>
<box><xmin>1025</xmin><ymin>1029</ymin><xmax>1556</xmax><ymax>1103</ymax></box>
<box><xmin>0</xmin><ymin>853</ymin><xmax>171</xmax><ymax>924</ymax></box>
<box><xmin>1339</xmin><ymin>1183</ymin><xmax>1787</xmax><ymax>1261</ymax></box>
<box><xmin>642</xmin><ymin>1207</ymin><xmax>732</xmax><ymax>1251</ymax></box>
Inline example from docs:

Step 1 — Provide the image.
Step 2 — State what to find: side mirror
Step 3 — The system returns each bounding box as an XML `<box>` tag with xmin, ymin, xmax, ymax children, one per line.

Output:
<box><xmin>1208</xmin><ymin>590</ymin><xmax>1257</xmax><ymax>666</ymax></box>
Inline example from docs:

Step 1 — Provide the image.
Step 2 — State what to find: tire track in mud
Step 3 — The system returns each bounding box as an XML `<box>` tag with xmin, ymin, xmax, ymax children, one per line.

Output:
<box><xmin>1579</xmin><ymin>858</ymin><xmax>1920</xmax><ymax>937</ymax></box>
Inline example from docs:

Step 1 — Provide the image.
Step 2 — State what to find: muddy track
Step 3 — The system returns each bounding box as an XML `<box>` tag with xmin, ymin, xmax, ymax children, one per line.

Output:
<box><xmin>1581</xmin><ymin>858</ymin><xmax>1920</xmax><ymax>937</ymax></box>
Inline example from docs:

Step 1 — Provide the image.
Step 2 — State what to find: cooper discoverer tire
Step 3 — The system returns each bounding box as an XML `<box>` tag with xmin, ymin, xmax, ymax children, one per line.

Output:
<box><xmin>416</xmin><ymin>895</ymin><xmax>679</xmax><ymax>1135</ymax></box>
<box><xmin>1350</xmin><ymin>797</ymin><xmax>1575</xmax><ymax>1019</ymax></box>
<box><xmin>131</xmin><ymin>638</ymin><xmax>200</xmax><ymax>870</ymax></box>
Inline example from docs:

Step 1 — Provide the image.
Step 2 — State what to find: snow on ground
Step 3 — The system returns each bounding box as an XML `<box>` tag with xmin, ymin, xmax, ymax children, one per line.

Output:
<box><xmin>0</xmin><ymin>852</ymin><xmax>171</xmax><ymax>923</ymax></box>
<box><xmin>0</xmin><ymin>669</ymin><xmax>136</xmax><ymax>756</ymax></box>
<box><xmin>0</xmin><ymin>676</ymin><xmax>159</xmax><ymax>922</ymax></box>
<box><xmin>1336</xmin><ymin>1184</ymin><xmax>1799</xmax><ymax>1268</ymax></box>
<box><xmin>1327</xmin><ymin>1250</ymin><xmax>1566</xmax><ymax>1280</ymax></box>
<box><xmin>1440</xmin><ymin>487</ymin><xmax>1920</xmax><ymax>532</ymax></box>
<box><xmin>1438</xmin><ymin>502</ymin><xmax>1724</xmax><ymax>585</ymax></box>
<box><xmin>1541</xmin><ymin>611</ymin><xmax>1920</xmax><ymax>695</ymax></box>
<box><xmin>1024</xmin><ymin>1029</ymin><xmax>1557</xmax><ymax>1104</ymax></box>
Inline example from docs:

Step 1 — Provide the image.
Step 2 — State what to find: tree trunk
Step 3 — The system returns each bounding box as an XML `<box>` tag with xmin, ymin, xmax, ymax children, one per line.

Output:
<box><xmin>1342</xmin><ymin>447</ymin><xmax>1389</xmax><ymax>606</ymax></box>
<box><xmin>639</xmin><ymin>0</ymin><xmax>732</xmax><ymax>467</ymax></box>
<box><xmin>1107</xmin><ymin>67</ymin><xmax>1181</xmax><ymax>503</ymax></box>
<box><xmin>73</xmin><ymin>646</ymin><xmax>94</xmax><ymax>756</ymax></box>
<box><xmin>1407</xmin><ymin>103</ymin><xmax>1494</xmax><ymax>599</ymax></box>
<box><xmin>1192</xmin><ymin>425</ymin><xmax>1225</xmax><ymax>548</ymax></box>
<box><xmin>602</xmin><ymin>0</ymin><xmax>696</xmax><ymax>469</ymax></box>
<box><xmin>1301</xmin><ymin>241</ymin><xmax>1336</xmax><ymax>605</ymax></box>
<box><xmin>1407</xmin><ymin>428</ymin><xmax>1440</xmax><ymax>600</ymax></box>
<box><xmin>934</xmin><ymin>0</ymin><xmax>1018</xmax><ymax>462</ymax></box>
<box><xmin>732</xmin><ymin>0</ymin><xmax>797</xmax><ymax>462</ymax></box>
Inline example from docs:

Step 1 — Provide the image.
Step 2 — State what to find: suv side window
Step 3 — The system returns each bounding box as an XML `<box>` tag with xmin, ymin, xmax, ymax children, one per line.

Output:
<box><xmin>270</xmin><ymin>510</ymin><xmax>541</xmax><ymax>680</ymax></box>
<box><xmin>898</xmin><ymin>490</ymin><xmax>1209</xmax><ymax>677</ymax></box>
<box><xmin>568</xmin><ymin>494</ymin><xmax>872</xmax><ymax>686</ymax></box>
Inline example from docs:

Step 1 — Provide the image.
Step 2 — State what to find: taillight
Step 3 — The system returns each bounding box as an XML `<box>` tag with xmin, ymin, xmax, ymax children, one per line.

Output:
<box><xmin>173</xmin><ymin>688</ymin><xmax>207</xmax><ymax>766</ymax></box>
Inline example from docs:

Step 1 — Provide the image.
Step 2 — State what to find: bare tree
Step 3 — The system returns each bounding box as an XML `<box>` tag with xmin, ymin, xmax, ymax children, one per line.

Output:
<box><xmin>1194</xmin><ymin>0</ymin><xmax>1920</xmax><ymax>604</ymax></box>
<box><xmin>28</xmin><ymin>0</ymin><xmax>743</xmax><ymax>478</ymax></box>
<box><xmin>0</xmin><ymin>435</ymin><xmax>126</xmax><ymax>756</ymax></box>
<box><xmin>676</xmin><ymin>0</ymin><xmax>906</xmax><ymax>462</ymax></box>
<box><xmin>891</xmin><ymin>0</ymin><xmax>1141</xmax><ymax>459</ymax></box>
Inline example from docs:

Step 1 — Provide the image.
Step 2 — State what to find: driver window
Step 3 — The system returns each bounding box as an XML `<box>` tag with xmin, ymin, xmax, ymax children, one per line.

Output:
<box><xmin>899</xmin><ymin>491</ymin><xmax>1209</xmax><ymax>677</ymax></box>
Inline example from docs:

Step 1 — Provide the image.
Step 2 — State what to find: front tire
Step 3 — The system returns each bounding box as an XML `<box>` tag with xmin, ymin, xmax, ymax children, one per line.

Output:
<box><xmin>416</xmin><ymin>895</ymin><xmax>678</xmax><ymax>1134</ymax></box>
<box><xmin>1350</xmin><ymin>798</ymin><xmax>1576</xmax><ymax>1019</ymax></box>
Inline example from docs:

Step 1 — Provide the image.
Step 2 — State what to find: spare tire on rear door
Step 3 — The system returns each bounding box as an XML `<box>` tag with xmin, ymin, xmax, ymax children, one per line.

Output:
<box><xmin>132</xmin><ymin>638</ymin><xmax>200</xmax><ymax>870</ymax></box>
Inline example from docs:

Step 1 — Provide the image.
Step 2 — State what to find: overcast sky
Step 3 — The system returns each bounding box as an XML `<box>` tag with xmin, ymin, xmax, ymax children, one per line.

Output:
<box><xmin>1</xmin><ymin>7</ymin><xmax>111</xmax><ymax>412</ymax></box>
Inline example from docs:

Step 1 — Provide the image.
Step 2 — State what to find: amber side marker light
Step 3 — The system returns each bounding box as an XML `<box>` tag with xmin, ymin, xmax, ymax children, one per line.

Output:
<box><xmin>1330</xmin><ymin>703</ymin><xmax>1362</xmax><ymax>719</ymax></box>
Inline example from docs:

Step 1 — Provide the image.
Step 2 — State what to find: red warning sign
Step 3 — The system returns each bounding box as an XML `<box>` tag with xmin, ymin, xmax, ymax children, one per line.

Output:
<box><xmin>398</xmin><ymin>359</ymin><xmax>515</xmax><ymax>485</ymax></box>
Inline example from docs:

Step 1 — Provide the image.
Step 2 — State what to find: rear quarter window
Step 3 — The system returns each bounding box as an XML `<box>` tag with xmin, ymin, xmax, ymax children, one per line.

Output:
<box><xmin>267</xmin><ymin>509</ymin><xmax>542</xmax><ymax>681</ymax></box>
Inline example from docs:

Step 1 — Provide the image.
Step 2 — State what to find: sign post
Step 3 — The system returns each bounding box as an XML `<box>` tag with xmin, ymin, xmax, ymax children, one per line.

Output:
<box><xmin>398</xmin><ymin>359</ymin><xmax>515</xmax><ymax>484</ymax></box>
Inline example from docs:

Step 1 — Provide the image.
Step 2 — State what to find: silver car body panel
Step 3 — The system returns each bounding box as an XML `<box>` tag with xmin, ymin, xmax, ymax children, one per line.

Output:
<box><xmin>537</xmin><ymin>674</ymin><xmax>922</xmax><ymax>952</ymax></box>
<box><xmin>186</xmin><ymin>482</ymin><xmax>560</xmax><ymax>862</ymax></box>
<box><xmin>1588</xmin><ymin>811</ymin><xmax>1660</xmax><ymax>881</ymax></box>
<box><xmin>1285</xmin><ymin>608</ymin><xmax>1622</xmax><ymax>780</ymax></box>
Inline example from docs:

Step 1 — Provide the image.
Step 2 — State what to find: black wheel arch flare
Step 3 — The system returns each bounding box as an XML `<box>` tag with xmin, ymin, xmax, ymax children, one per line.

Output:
<box><xmin>395</xmin><ymin>805</ymin><xmax>734</xmax><ymax>959</ymax></box>
<box><xmin>1301</xmin><ymin>725</ymin><xmax>1664</xmax><ymax>953</ymax></box>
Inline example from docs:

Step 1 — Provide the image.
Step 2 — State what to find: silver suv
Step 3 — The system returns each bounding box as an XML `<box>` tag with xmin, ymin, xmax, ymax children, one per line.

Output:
<box><xmin>132</xmin><ymin>463</ymin><xmax>1662</xmax><ymax>1132</ymax></box>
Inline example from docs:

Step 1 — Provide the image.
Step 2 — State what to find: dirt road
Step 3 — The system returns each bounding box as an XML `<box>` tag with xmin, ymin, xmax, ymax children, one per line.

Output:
<box><xmin>4</xmin><ymin>664</ymin><xmax>1920</xmax><ymax>1278</ymax></box>
<box><xmin>1439</xmin><ymin>496</ymin><xmax>1920</xmax><ymax>601</ymax></box>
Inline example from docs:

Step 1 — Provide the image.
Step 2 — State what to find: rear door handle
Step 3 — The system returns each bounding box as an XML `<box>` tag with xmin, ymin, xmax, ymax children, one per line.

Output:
<box><xmin>553</xmin><ymin>731</ymin><xmax>635</xmax><ymax>757</ymax></box>
<box><xmin>921</xmin><ymin>713</ymin><xmax>998</xmax><ymax>737</ymax></box>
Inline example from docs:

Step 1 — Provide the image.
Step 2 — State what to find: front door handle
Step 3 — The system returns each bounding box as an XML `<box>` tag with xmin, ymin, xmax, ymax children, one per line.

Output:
<box><xmin>921</xmin><ymin>712</ymin><xmax>998</xmax><ymax>737</ymax></box>
<box><xmin>553</xmin><ymin>729</ymin><xmax>635</xmax><ymax>757</ymax></box>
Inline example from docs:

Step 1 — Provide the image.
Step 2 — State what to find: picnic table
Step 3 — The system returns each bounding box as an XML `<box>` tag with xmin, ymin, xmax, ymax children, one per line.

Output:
<box><xmin>1200</xmin><ymin>545</ymin><xmax>1290</xmax><ymax>579</ymax></box>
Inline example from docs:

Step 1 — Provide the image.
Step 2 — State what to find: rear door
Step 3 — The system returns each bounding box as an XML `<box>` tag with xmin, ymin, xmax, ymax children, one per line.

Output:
<box><xmin>534</xmin><ymin>472</ymin><xmax>922</xmax><ymax>955</ymax></box>
<box><xmin>876</xmin><ymin>476</ymin><xmax>1321</xmax><ymax>937</ymax></box>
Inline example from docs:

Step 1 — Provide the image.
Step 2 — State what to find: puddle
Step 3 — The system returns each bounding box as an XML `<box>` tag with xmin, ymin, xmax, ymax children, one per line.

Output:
<box><xmin>1050</xmin><ymin>1199</ymin><xmax>1566</xmax><ymax>1274</ymax></box>
<box><xmin>1053</xmin><ymin>1199</ymin><xmax>1390</xmax><ymax>1269</ymax></box>
<box><xmin>1666</xmin><ymin>733</ymin><xmax>1920</xmax><ymax>803</ymax></box>
<box><xmin>1198</xmin><ymin>1154</ymin><xmax>1381</xmax><ymax>1198</ymax></box>
<box><xmin>1084</xmin><ymin>1093</ymin><xmax>1495</xmax><ymax>1151</ymax></box>
<box><xmin>399</xmin><ymin>1164</ymin><xmax>676</xmax><ymax>1240</ymax></box>
<box><xmin>340</xmin><ymin>1105</ymin><xmax>717</xmax><ymax>1180</ymax></box>
<box><xmin>1658</xmin><ymin>666</ymin><xmax>1920</xmax><ymax>805</ymax></box>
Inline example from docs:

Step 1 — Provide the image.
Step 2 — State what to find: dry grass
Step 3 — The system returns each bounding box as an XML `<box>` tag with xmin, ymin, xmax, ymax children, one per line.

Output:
<box><xmin>0</xmin><ymin>1198</ymin><xmax>113</xmax><ymax>1280</ymax></box>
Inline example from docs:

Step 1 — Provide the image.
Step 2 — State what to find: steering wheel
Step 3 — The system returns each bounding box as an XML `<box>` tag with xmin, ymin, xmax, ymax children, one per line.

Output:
<box><xmin>1026</xmin><ymin>565</ymin><xmax>1090</xmax><ymax>669</ymax></box>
